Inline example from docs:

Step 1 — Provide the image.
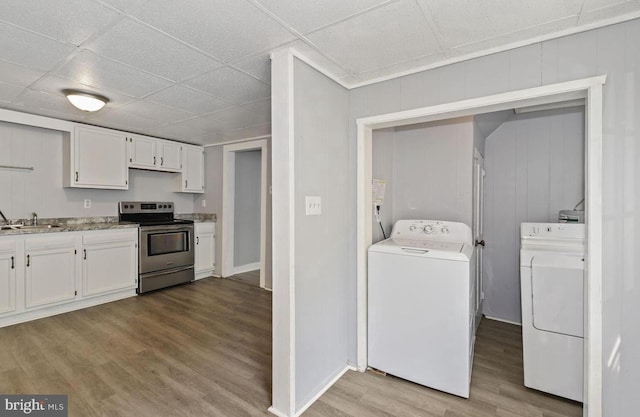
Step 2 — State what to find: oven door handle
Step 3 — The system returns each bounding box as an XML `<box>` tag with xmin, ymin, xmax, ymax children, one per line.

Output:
<box><xmin>141</xmin><ymin>266</ymin><xmax>194</xmax><ymax>279</ymax></box>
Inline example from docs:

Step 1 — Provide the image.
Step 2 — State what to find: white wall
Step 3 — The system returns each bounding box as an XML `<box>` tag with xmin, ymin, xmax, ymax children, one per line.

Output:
<box><xmin>233</xmin><ymin>149</ymin><xmax>261</xmax><ymax>268</ymax></box>
<box><xmin>293</xmin><ymin>58</ymin><xmax>350</xmax><ymax>411</ymax></box>
<box><xmin>0</xmin><ymin>121</ymin><xmax>194</xmax><ymax>219</ymax></box>
<box><xmin>372</xmin><ymin>118</ymin><xmax>475</xmax><ymax>241</ymax></box>
<box><xmin>347</xmin><ymin>20</ymin><xmax>640</xmax><ymax>416</ymax></box>
<box><xmin>483</xmin><ymin>107</ymin><xmax>585</xmax><ymax>324</ymax></box>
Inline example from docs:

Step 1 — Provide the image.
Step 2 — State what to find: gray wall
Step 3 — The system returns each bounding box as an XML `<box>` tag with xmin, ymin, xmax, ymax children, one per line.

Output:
<box><xmin>372</xmin><ymin>118</ymin><xmax>475</xmax><ymax>241</ymax></box>
<box><xmin>0</xmin><ymin>121</ymin><xmax>194</xmax><ymax>219</ymax></box>
<box><xmin>195</xmin><ymin>140</ymin><xmax>273</xmax><ymax>289</ymax></box>
<box><xmin>293</xmin><ymin>59</ymin><xmax>350</xmax><ymax>411</ymax></box>
<box><xmin>348</xmin><ymin>20</ymin><xmax>640</xmax><ymax>416</ymax></box>
<box><xmin>233</xmin><ymin>150</ymin><xmax>261</xmax><ymax>268</ymax></box>
<box><xmin>483</xmin><ymin>107</ymin><xmax>585</xmax><ymax>324</ymax></box>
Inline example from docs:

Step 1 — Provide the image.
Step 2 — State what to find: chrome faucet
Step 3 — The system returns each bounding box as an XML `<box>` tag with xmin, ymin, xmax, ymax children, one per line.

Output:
<box><xmin>0</xmin><ymin>210</ymin><xmax>8</xmax><ymax>225</ymax></box>
<box><xmin>32</xmin><ymin>212</ymin><xmax>38</xmax><ymax>226</ymax></box>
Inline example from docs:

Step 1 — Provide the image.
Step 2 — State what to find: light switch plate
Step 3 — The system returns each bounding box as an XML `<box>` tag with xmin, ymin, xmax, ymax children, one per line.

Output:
<box><xmin>305</xmin><ymin>196</ymin><xmax>321</xmax><ymax>215</ymax></box>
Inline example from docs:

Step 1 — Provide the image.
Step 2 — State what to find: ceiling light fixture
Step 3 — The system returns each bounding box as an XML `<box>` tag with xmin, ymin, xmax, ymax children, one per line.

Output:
<box><xmin>63</xmin><ymin>89</ymin><xmax>109</xmax><ymax>112</ymax></box>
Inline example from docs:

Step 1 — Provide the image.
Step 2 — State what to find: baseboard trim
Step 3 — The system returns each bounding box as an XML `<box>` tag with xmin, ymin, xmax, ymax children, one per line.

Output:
<box><xmin>295</xmin><ymin>365</ymin><xmax>355</xmax><ymax>417</ymax></box>
<box><xmin>195</xmin><ymin>270</ymin><xmax>214</xmax><ymax>280</ymax></box>
<box><xmin>267</xmin><ymin>406</ymin><xmax>289</xmax><ymax>417</ymax></box>
<box><xmin>232</xmin><ymin>262</ymin><xmax>260</xmax><ymax>275</ymax></box>
<box><xmin>483</xmin><ymin>315</ymin><xmax>522</xmax><ymax>326</ymax></box>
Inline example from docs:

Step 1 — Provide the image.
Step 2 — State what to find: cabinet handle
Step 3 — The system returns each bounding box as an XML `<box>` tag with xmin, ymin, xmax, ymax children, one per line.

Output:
<box><xmin>196</xmin><ymin>236</ymin><xmax>199</xmax><ymax>245</ymax></box>
<box><xmin>26</xmin><ymin>254</ymin><xmax>30</xmax><ymax>267</ymax></box>
<box><xmin>185</xmin><ymin>180</ymin><xmax>188</xmax><ymax>188</ymax></box>
<box><xmin>10</xmin><ymin>256</ymin><xmax>14</xmax><ymax>269</ymax></box>
<box><xmin>83</xmin><ymin>249</ymin><xmax>87</xmax><ymax>260</ymax></box>
<box><xmin>75</xmin><ymin>171</ymin><xmax>79</xmax><ymax>182</ymax></box>
<box><xmin>161</xmin><ymin>157</ymin><xmax>164</xmax><ymax>166</ymax></box>
<box><xmin>153</xmin><ymin>156</ymin><xmax>156</xmax><ymax>165</ymax></box>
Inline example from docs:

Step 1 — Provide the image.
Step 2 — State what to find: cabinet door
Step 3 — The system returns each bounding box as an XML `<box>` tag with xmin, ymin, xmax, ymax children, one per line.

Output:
<box><xmin>158</xmin><ymin>140</ymin><xmax>182</xmax><ymax>172</ymax></box>
<box><xmin>183</xmin><ymin>146</ymin><xmax>204</xmax><ymax>193</ymax></box>
<box><xmin>195</xmin><ymin>223</ymin><xmax>215</xmax><ymax>273</ymax></box>
<box><xmin>0</xmin><ymin>243</ymin><xmax>17</xmax><ymax>315</ymax></box>
<box><xmin>83</xmin><ymin>232</ymin><xmax>137</xmax><ymax>297</ymax></box>
<box><xmin>25</xmin><ymin>237</ymin><xmax>77</xmax><ymax>309</ymax></box>
<box><xmin>74</xmin><ymin>126</ymin><xmax>128</xmax><ymax>189</ymax></box>
<box><xmin>128</xmin><ymin>135</ymin><xmax>157</xmax><ymax>170</ymax></box>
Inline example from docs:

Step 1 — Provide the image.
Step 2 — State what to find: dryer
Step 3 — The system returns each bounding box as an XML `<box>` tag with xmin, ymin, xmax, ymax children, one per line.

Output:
<box><xmin>520</xmin><ymin>222</ymin><xmax>585</xmax><ymax>402</ymax></box>
<box><xmin>368</xmin><ymin>220</ymin><xmax>475</xmax><ymax>398</ymax></box>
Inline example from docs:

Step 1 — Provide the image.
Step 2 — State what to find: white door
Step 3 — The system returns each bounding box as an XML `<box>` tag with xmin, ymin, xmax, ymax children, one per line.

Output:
<box><xmin>82</xmin><ymin>232</ymin><xmax>137</xmax><ymax>296</ymax></box>
<box><xmin>74</xmin><ymin>126</ymin><xmax>128</xmax><ymax>189</ymax></box>
<box><xmin>128</xmin><ymin>135</ymin><xmax>157</xmax><ymax>169</ymax></box>
<box><xmin>158</xmin><ymin>140</ymin><xmax>182</xmax><ymax>172</ymax></box>
<box><xmin>25</xmin><ymin>236</ymin><xmax>77</xmax><ymax>309</ymax></box>
<box><xmin>195</xmin><ymin>226</ymin><xmax>216</xmax><ymax>273</ymax></box>
<box><xmin>472</xmin><ymin>149</ymin><xmax>485</xmax><ymax>325</ymax></box>
<box><xmin>184</xmin><ymin>146</ymin><xmax>204</xmax><ymax>192</ymax></box>
<box><xmin>0</xmin><ymin>243</ymin><xmax>17</xmax><ymax>314</ymax></box>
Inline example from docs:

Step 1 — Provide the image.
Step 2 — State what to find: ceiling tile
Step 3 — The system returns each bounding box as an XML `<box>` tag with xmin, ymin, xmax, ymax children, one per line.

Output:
<box><xmin>0</xmin><ymin>22</ymin><xmax>75</xmax><ymax>71</ymax></box>
<box><xmin>184</xmin><ymin>67</ymin><xmax>271</xmax><ymax>104</ymax></box>
<box><xmin>581</xmin><ymin>0</ymin><xmax>628</xmax><ymax>13</ymax></box>
<box><xmin>306</xmin><ymin>0</ymin><xmax>442</xmax><ymax>73</ymax></box>
<box><xmin>115</xmin><ymin>100</ymin><xmax>195</xmax><ymax>124</ymax></box>
<box><xmin>10</xmin><ymin>89</ymin><xmax>88</xmax><ymax>117</ymax></box>
<box><xmin>132</xmin><ymin>0</ymin><xmax>296</xmax><ymax>62</ymax></box>
<box><xmin>56</xmin><ymin>50</ymin><xmax>173</xmax><ymax>98</ymax></box>
<box><xmin>0</xmin><ymin>82</ymin><xmax>23</xmax><ymax>103</ymax></box>
<box><xmin>146</xmin><ymin>84</ymin><xmax>233</xmax><ymax>114</ymax></box>
<box><xmin>0</xmin><ymin>0</ymin><xmax>120</xmax><ymax>46</ymax></box>
<box><xmin>147</xmin><ymin>121</ymin><xmax>209</xmax><ymax>142</ymax></box>
<box><xmin>579</xmin><ymin>0</ymin><xmax>640</xmax><ymax>24</ymax></box>
<box><xmin>223</xmin><ymin>122</ymin><xmax>271</xmax><ymax>140</ymax></box>
<box><xmin>86</xmin><ymin>18</ymin><xmax>223</xmax><ymax>82</ymax></box>
<box><xmin>421</xmin><ymin>0</ymin><xmax>583</xmax><ymax>48</ymax></box>
<box><xmin>253</xmin><ymin>0</ymin><xmax>393</xmax><ymax>33</ymax></box>
<box><xmin>97</xmin><ymin>0</ymin><xmax>146</xmax><ymax>12</ymax></box>
<box><xmin>29</xmin><ymin>74</ymin><xmax>137</xmax><ymax>109</ymax></box>
<box><xmin>86</xmin><ymin>107</ymin><xmax>160</xmax><ymax>131</ymax></box>
<box><xmin>0</xmin><ymin>60</ymin><xmax>45</xmax><ymax>87</ymax></box>
<box><xmin>233</xmin><ymin>53</ymin><xmax>272</xmax><ymax>84</ymax></box>
<box><xmin>208</xmin><ymin>99</ymin><xmax>271</xmax><ymax>126</ymax></box>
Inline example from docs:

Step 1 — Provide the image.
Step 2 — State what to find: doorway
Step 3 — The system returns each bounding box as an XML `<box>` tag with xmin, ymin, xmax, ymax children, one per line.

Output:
<box><xmin>221</xmin><ymin>139</ymin><xmax>268</xmax><ymax>288</ymax></box>
<box><xmin>356</xmin><ymin>76</ymin><xmax>605</xmax><ymax>417</ymax></box>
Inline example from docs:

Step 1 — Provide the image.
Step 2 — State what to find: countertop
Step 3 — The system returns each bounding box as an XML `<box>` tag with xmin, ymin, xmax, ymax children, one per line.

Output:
<box><xmin>0</xmin><ymin>213</ymin><xmax>216</xmax><ymax>236</ymax></box>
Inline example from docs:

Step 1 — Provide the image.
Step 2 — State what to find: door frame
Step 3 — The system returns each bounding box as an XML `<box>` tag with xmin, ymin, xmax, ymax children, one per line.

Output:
<box><xmin>356</xmin><ymin>76</ymin><xmax>605</xmax><ymax>417</ymax></box>
<box><xmin>221</xmin><ymin>139</ymin><xmax>268</xmax><ymax>288</ymax></box>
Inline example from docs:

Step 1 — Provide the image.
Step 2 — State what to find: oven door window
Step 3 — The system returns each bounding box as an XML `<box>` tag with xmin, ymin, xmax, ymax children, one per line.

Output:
<box><xmin>147</xmin><ymin>231</ymin><xmax>189</xmax><ymax>256</ymax></box>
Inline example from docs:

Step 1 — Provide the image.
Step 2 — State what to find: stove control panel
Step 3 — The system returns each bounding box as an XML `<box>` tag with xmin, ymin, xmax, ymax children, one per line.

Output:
<box><xmin>119</xmin><ymin>201</ymin><xmax>174</xmax><ymax>214</ymax></box>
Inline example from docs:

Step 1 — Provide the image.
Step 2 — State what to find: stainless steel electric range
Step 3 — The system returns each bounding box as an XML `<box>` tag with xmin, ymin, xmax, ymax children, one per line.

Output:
<box><xmin>119</xmin><ymin>201</ymin><xmax>194</xmax><ymax>294</ymax></box>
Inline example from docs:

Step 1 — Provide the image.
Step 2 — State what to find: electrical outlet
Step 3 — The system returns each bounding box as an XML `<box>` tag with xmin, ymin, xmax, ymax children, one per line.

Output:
<box><xmin>201</xmin><ymin>199</ymin><xmax>207</xmax><ymax>208</ymax></box>
<box><xmin>84</xmin><ymin>199</ymin><xmax>91</xmax><ymax>209</ymax></box>
<box><xmin>305</xmin><ymin>196</ymin><xmax>321</xmax><ymax>216</ymax></box>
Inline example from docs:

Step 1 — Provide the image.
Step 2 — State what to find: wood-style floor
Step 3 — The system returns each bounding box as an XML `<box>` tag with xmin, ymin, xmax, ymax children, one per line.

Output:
<box><xmin>0</xmin><ymin>278</ymin><xmax>581</xmax><ymax>417</ymax></box>
<box><xmin>227</xmin><ymin>269</ymin><xmax>261</xmax><ymax>287</ymax></box>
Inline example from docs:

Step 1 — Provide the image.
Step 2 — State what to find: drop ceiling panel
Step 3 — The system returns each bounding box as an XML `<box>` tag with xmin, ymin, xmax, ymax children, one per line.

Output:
<box><xmin>0</xmin><ymin>82</ymin><xmax>23</xmax><ymax>103</ymax></box>
<box><xmin>233</xmin><ymin>53</ymin><xmax>272</xmax><ymax>85</ymax></box>
<box><xmin>0</xmin><ymin>0</ymin><xmax>120</xmax><ymax>46</ymax></box>
<box><xmin>306</xmin><ymin>0</ymin><xmax>442</xmax><ymax>73</ymax></box>
<box><xmin>224</xmin><ymin>122</ymin><xmax>271</xmax><ymax>141</ymax></box>
<box><xmin>0</xmin><ymin>60</ymin><xmax>45</xmax><ymax>88</ymax></box>
<box><xmin>422</xmin><ymin>0</ymin><xmax>584</xmax><ymax>48</ymax></box>
<box><xmin>88</xmin><ymin>107</ymin><xmax>160</xmax><ymax>131</ymax></box>
<box><xmin>85</xmin><ymin>18</ymin><xmax>223</xmax><ymax>82</ymax></box>
<box><xmin>0</xmin><ymin>22</ymin><xmax>75</xmax><ymax>71</ymax></box>
<box><xmin>11</xmin><ymin>89</ymin><xmax>86</xmax><ymax>118</ymax></box>
<box><xmin>209</xmin><ymin>99</ymin><xmax>271</xmax><ymax>125</ymax></box>
<box><xmin>112</xmin><ymin>100</ymin><xmax>195</xmax><ymax>124</ymax></box>
<box><xmin>132</xmin><ymin>0</ymin><xmax>296</xmax><ymax>62</ymax></box>
<box><xmin>146</xmin><ymin>84</ymin><xmax>233</xmax><ymax>114</ymax></box>
<box><xmin>148</xmin><ymin>121</ymin><xmax>210</xmax><ymax>142</ymax></box>
<box><xmin>98</xmin><ymin>0</ymin><xmax>146</xmax><ymax>13</ymax></box>
<box><xmin>56</xmin><ymin>50</ymin><xmax>173</xmax><ymax>98</ymax></box>
<box><xmin>254</xmin><ymin>0</ymin><xmax>394</xmax><ymax>33</ymax></box>
<box><xmin>184</xmin><ymin>67</ymin><xmax>271</xmax><ymax>104</ymax></box>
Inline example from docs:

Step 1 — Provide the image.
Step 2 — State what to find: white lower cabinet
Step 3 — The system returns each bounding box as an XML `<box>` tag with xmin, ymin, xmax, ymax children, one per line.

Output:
<box><xmin>195</xmin><ymin>222</ymin><xmax>215</xmax><ymax>279</ymax></box>
<box><xmin>0</xmin><ymin>239</ymin><xmax>18</xmax><ymax>315</ymax></box>
<box><xmin>0</xmin><ymin>228</ymin><xmax>138</xmax><ymax>328</ymax></box>
<box><xmin>24</xmin><ymin>235</ymin><xmax>77</xmax><ymax>309</ymax></box>
<box><xmin>82</xmin><ymin>230</ymin><xmax>137</xmax><ymax>297</ymax></box>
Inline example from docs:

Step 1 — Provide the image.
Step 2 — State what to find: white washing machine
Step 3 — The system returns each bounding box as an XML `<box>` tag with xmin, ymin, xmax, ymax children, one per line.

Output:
<box><xmin>368</xmin><ymin>220</ymin><xmax>475</xmax><ymax>398</ymax></box>
<box><xmin>520</xmin><ymin>222</ymin><xmax>585</xmax><ymax>402</ymax></box>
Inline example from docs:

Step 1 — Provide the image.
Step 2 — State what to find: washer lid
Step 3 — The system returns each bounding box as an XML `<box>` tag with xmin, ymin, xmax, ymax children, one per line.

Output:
<box><xmin>369</xmin><ymin>237</ymin><xmax>472</xmax><ymax>261</ymax></box>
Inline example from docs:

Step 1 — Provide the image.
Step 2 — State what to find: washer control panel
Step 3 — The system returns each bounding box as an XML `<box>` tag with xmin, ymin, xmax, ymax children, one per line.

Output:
<box><xmin>391</xmin><ymin>220</ymin><xmax>472</xmax><ymax>244</ymax></box>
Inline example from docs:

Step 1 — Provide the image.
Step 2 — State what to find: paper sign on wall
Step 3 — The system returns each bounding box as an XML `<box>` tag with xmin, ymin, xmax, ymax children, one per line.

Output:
<box><xmin>373</xmin><ymin>179</ymin><xmax>386</xmax><ymax>205</ymax></box>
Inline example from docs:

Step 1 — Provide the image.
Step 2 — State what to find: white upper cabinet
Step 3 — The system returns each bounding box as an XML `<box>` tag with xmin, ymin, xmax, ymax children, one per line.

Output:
<box><xmin>128</xmin><ymin>135</ymin><xmax>183</xmax><ymax>173</ymax></box>
<box><xmin>177</xmin><ymin>144</ymin><xmax>205</xmax><ymax>193</ymax></box>
<box><xmin>157</xmin><ymin>140</ymin><xmax>182</xmax><ymax>172</ymax></box>
<box><xmin>64</xmin><ymin>125</ymin><xmax>129</xmax><ymax>190</ymax></box>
